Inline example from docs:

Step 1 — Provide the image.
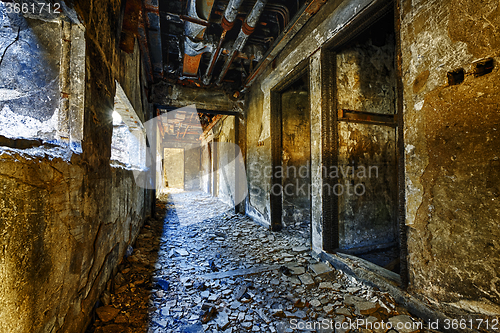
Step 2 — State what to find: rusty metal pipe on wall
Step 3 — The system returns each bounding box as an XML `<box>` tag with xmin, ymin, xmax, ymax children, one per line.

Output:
<box><xmin>202</xmin><ymin>0</ymin><xmax>245</xmax><ymax>85</ymax></box>
<box><xmin>216</xmin><ymin>0</ymin><xmax>268</xmax><ymax>85</ymax></box>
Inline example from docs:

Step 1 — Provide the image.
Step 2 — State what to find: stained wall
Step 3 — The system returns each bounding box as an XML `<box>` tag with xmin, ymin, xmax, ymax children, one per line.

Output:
<box><xmin>400</xmin><ymin>0</ymin><xmax>500</xmax><ymax>316</ymax></box>
<box><xmin>0</xmin><ymin>1</ymin><xmax>155</xmax><ymax>332</ymax></box>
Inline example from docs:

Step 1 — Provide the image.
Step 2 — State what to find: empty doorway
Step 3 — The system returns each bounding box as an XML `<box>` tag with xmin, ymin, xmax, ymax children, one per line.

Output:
<box><xmin>326</xmin><ymin>11</ymin><xmax>400</xmax><ymax>273</ymax></box>
<box><xmin>271</xmin><ymin>71</ymin><xmax>312</xmax><ymax>242</ymax></box>
<box><xmin>164</xmin><ymin>148</ymin><xmax>185</xmax><ymax>190</ymax></box>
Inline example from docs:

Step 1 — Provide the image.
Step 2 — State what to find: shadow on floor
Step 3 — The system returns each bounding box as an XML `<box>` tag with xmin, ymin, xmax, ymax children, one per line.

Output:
<box><xmin>86</xmin><ymin>200</ymin><xmax>169</xmax><ymax>333</ymax></box>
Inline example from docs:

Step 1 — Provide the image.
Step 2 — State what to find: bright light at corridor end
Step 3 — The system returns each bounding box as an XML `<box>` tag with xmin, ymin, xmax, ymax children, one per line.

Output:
<box><xmin>131</xmin><ymin>105</ymin><xmax>248</xmax><ymax>209</ymax></box>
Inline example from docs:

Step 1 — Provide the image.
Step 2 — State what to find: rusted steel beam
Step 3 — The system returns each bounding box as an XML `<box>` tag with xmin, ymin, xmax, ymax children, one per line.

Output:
<box><xmin>338</xmin><ymin>109</ymin><xmax>397</xmax><ymax>127</ymax></box>
<box><xmin>143</xmin><ymin>0</ymin><xmax>163</xmax><ymax>78</ymax></box>
<box><xmin>162</xmin><ymin>12</ymin><xmax>210</xmax><ymax>27</ymax></box>
<box><xmin>182</xmin><ymin>0</ymin><xmax>217</xmax><ymax>77</ymax></box>
<box><xmin>200</xmin><ymin>114</ymin><xmax>226</xmax><ymax>139</ymax></box>
<box><xmin>183</xmin><ymin>54</ymin><xmax>203</xmax><ymax>77</ymax></box>
<box><xmin>241</xmin><ymin>0</ymin><xmax>327</xmax><ymax>92</ymax></box>
<box><xmin>156</xmin><ymin>104</ymin><xmax>239</xmax><ymax>116</ymax></box>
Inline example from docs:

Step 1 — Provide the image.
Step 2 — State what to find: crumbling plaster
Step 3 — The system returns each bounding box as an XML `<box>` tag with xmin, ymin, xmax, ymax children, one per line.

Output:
<box><xmin>400</xmin><ymin>0</ymin><xmax>500</xmax><ymax>316</ymax></box>
<box><xmin>0</xmin><ymin>1</ymin><xmax>155</xmax><ymax>332</ymax></box>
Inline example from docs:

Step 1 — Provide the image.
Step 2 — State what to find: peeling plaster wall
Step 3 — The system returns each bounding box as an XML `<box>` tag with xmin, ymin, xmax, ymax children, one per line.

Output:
<box><xmin>400</xmin><ymin>0</ymin><xmax>500</xmax><ymax>317</ymax></box>
<box><xmin>0</xmin><ymin>11</ymin><xmax>61</xmax><ymax>135</ymax></box>
<box><xmin>245</xmin><ymin>85</ymin><xmax>272</xmax><ymax>226</ymax></box>
<box><xmin>0</xmin><ymin>1</ymin><xmax>154</xmax><ymax>332</ymax></box>
<box><xmin>215</xmin><ymin>117</ymin><xmax>236</xmax><ymax>207</ymax></box>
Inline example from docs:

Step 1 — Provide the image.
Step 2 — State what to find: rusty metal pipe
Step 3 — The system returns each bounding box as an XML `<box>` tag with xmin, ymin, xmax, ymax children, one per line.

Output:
<box><xmin>224</xmin><ymin>0</ymin><xmax>245</xmax><ymax>25</ymax></box>
<box><xmin>202</xmin><ymin>0</ymin><xmax>244</xmax><ymax>85</ymax></box>
<box><xmin>216</xmin><ymin>0</ymin><xmax>268</xmax><ymax>85</ymax></box>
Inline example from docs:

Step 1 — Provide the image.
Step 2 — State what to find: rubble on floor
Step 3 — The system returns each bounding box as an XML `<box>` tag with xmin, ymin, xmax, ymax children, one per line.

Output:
<box><xmin>88</xmin><ymin>192</ymin><xmax>432</xmax><ymax>333</ymax></box>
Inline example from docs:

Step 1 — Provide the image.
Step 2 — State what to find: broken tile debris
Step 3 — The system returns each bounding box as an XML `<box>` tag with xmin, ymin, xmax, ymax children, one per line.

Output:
<box><xmin>89</xmin><ymin>191</ymin><xmax>429</xmax><ymax>333</ymax></box>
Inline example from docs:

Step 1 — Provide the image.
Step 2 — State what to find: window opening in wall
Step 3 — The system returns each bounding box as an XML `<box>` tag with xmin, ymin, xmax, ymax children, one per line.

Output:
<box><xmin>111</xmin><ymin>82</ymin><xmax>147</xmax><ymax>170</ymax></box>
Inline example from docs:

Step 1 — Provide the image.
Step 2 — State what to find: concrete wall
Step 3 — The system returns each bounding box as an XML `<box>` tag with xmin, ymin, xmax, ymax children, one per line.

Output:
<box><xmin>400</xmin><ymin>0</ymin><xmax>500</xmax><ymax>316</ymax></box>
<box><xmin>164</xmin><ymin>148</ymin><xmax>185</xmax><ymax>189</ymax></box>
<box><xmin>245</xmin><ymin>85</ymin><xmax>273</xmax><ymax>226</ymax></box>
<box><xmin>0</xmin><ymin>1</ymin><xmax>155</xmax><ymax>332</ymax></box>
<box><xmin>185</xmin><ymin>146</ymin><xmax>201</xmax><ymax>191</ymax></box>
<box><xmin>200</xmin><ymin>143</ymin><xmax>211</xmax><ymax>193</ymax></box>
<box><xmin>0</xmin><ymin>155</ymin><xmax>148</xmax><ymax>333</ymax></box>
<box><xmin>161</xmin><ymin>143</ymin><xmax>202</xmax><ymax>191</ymax></box>
<box><xmin>243</xmin><ymin>0</ymin><xmax>500</xmax><ymax>320</ymax></box>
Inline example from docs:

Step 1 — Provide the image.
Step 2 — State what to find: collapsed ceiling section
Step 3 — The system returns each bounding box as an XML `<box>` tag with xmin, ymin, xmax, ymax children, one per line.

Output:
<box><xmin>161</xmin><ymin>0</ymin><xmax>303</xmax><ymax>92</ymax></box>
<box><xmin>170</xmin><ymin>0</ymin><xmax>329</xmax><ymax>93</ymax></box>
<box><xmin>158</xmin><ymin>110</ymin><xmax>225</xmax><ymax>144</ymax></box>
<box><xmin>121</xmin><ymin>0</ymin><xmax>327</xmax><ymax>98</ymax></box>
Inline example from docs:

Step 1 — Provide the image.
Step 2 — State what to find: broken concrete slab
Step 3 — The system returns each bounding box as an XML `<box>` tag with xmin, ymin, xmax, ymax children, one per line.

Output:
<box><xmin>174</xmin><ymin>248</ymin><xmax>190</xmax><ymax>256</ymax></box>
<box><xmin>292</xmin><ymin>246</ymin><xmax>309</xmax><ymax>253</ymax></box>
<box><xmin>289</xmin><ymin>266</ymin><xmax>306</xmax><ymax>275</ymax></box>
<box><xmin>344</xmin><ymin>295</ymin><xmax>365</xmax><ymax>306</ymax></box>
<box><xmin>298</xmin><ymin>273</ymin><xmax>315</xmax><ymax>287</ymax></box>
<box><xmin>309</xmin><ymin>262</ymin><xmax>333</xmax><ymax>276</ymax></box>
<box><xmin>215</xmin><ymin>311</ymin><xmax>230</xmax><ymax>329</ymax></box>
<box><xmin>355</xmin><ymin>301</ymin><xmax>380</xmax><ymax>315</ymax></box>
<box><xmin>318</xmin><ymin>281</ymin><xmax>334</xmax><ymax>289</ymax></box>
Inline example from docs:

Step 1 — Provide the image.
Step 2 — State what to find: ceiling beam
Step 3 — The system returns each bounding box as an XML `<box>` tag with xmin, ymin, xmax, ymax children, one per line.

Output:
<box><xmin>156</xmin><ymin>105</ymin><xmax>238</xmax><ymax>116</ymax></box>
<box><xmin>151</xmin><ymin>82</ymin><xmax>239</xmax><ymax>113</ymax></box>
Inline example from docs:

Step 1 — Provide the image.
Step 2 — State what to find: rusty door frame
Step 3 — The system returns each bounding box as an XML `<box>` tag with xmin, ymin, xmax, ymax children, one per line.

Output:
<box><xmin>270</xmin><ymin>61</ymin><xmax>311</xmax><ymax>232</ymax></box>
<box><xmin>320</xmin><ymin>0</ymin><xmax>408</xmax><ymax>286</ymax></box>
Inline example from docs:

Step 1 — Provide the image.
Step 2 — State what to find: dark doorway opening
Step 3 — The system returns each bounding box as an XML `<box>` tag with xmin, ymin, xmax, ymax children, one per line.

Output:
<box><xmin>326</xmin><ymin>10</ymin><xmax>400</xmax><ymax>273</ymax></box>
<box><xmin>271</xmin><ymin>70</ymin><xmax>312</xmax><ymax>244</ymax></box>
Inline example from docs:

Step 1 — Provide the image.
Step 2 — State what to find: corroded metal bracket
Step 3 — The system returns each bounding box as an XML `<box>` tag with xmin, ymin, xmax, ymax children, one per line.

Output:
<box><xmin>338</xmin><ymin>109</ymin><xmax>397</xmax><ymax>127</ymax></box>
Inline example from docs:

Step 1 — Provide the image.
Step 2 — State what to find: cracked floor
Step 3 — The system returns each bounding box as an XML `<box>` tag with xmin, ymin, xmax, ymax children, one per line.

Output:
<box><xmin>88</xmin><ymin>191</ymin><xmax>433</xmax><ymax>333</ymax></box>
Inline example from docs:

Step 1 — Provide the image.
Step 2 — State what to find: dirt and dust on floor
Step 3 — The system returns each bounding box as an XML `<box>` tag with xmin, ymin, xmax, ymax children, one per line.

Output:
<box><xmin>87</xmin><ymin>191</ymin><xmax>435</xmax><ymax>333</ymax></box>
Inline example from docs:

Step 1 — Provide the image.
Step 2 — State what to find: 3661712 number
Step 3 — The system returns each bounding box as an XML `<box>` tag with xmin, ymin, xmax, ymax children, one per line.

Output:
<box><xmin>5</xmin><ymin>2</ymin><xmax>61</xmax><ymax>15</ymax></box>
<box><xmin>443</xmin><ymin>319</ymin><xmax>499</xmax><ymax>330</ymax></box>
